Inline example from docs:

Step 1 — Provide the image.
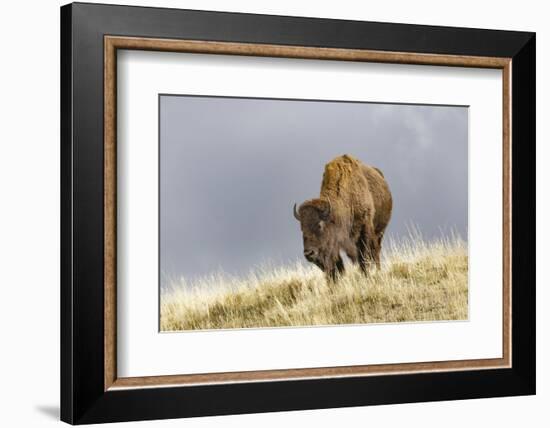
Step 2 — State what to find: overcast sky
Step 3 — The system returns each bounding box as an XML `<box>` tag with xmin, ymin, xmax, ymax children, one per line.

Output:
<box><xmin>160</xmin><ymin>95</ymin><xmax>468</xmax><ymax>286</ymax></box>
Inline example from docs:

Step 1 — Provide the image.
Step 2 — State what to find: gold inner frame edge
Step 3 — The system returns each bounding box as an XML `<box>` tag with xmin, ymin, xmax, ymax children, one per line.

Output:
<box><xmin>104</xmin><ymin>36</ymin><xmax>512</xmax><ymax>391</ymax></box>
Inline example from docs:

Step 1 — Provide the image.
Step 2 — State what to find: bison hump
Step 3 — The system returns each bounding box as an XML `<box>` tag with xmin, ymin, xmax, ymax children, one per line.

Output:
<box><xmin>372</xmin><ymin>167</ymin><xmax>384</xmax><ymax>178</ymax></box>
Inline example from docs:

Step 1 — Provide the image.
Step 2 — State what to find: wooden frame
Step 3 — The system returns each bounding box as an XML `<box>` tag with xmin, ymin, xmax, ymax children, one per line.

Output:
<box><xmin>62</xmin><ymin>2</ymin><xmax>535</xmax><ymax>424</ymax></box>
<box><xmin>104</xmin><ymin>36</ymin><xmax>513</xmax><ymax>390</ymax></box>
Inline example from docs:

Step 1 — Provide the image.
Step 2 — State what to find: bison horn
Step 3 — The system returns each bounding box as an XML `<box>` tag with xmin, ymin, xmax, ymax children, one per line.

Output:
<box><xmin>293</xmin><ymin>203</ymin><xmax>301</xmax><ymax>221</ymax></box>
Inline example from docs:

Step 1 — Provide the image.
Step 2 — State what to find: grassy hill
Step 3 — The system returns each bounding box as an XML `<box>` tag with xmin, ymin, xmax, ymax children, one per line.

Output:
<box><xmin>160</xmin><ymin>234</ymin><xmax>468</xmax><ymax>331</ymax></box>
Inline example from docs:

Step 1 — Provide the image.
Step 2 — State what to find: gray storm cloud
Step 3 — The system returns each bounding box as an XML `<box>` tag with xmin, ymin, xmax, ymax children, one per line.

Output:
<box><xmin>160</xmin><ymin>95</ymin><xmax>468</xmax><ymax>285</ymax></box>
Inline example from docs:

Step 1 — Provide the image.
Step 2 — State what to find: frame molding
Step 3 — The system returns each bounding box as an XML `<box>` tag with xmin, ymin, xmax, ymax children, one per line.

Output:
<box><xmin>103</xmin><ymin>35</ymin><xmax>512</xmax><ymax>391</ymax></box>
<box><xmin>62</xmin><ymin>2</ymin><xmax>535</xmax><ymax>424</ymax></box>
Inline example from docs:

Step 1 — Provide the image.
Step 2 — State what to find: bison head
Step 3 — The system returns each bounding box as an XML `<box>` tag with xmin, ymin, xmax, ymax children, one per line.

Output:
<box><xmin>293</xmin><ymin>199</ymin><xmax>335</xmax><ymax>269</ymax></box>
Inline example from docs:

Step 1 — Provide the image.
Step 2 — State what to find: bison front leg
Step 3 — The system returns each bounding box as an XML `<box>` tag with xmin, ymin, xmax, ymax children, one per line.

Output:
<box><xmin>336</xmin><ymin>255</ymin><xmax>345</xmax><ymax>275</ymax></box>
<box><xmin>326</xmin><ymin>255</ymin><xmax>345</xmax><ymax>282</ymax></box>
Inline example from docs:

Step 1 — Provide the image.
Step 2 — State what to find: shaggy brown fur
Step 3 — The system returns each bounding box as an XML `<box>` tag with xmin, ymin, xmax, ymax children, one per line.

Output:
<box><xmin>294</xmin><ymin>154</ymin><xmax>393</xmax><ymax>281</ymax></box>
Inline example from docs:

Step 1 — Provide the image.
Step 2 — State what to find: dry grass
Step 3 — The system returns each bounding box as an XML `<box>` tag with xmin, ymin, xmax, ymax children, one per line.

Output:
<box><xmin>160</xmin><ymin>234</ymin><xmax>468</xmax><ymax>331</ymax></box>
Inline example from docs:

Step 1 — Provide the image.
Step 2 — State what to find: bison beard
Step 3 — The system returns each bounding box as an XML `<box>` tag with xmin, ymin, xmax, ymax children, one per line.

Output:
<box><xmin>294</xmin><ymin>154</ymin><xmax>393</xmax><ymax>282</ymax></box>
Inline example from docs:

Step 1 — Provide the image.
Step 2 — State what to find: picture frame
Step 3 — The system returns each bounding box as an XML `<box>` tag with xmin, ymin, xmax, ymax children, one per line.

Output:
<box><xmin>60</xmin><ymin>2</ymin><xmax>535</xmax><ymax>424</ymax></box>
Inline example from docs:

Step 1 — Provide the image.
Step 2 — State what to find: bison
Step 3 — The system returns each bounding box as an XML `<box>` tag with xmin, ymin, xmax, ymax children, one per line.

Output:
<box><xmin>293</xmin><ymin>154</ymin><xmax>392</xmax><ymax>281</ymax></box>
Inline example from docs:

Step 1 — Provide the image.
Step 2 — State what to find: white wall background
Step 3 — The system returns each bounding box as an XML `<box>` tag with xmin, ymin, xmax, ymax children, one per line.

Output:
<box><xmin>0</xmin><ymin>0</ymin><xmax>545</xmax><ymax>426</ymax></box>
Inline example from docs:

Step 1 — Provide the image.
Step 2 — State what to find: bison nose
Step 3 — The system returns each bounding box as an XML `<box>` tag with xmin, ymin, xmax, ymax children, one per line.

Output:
<box><xmin>304</xmin><ymin>249</ymin><xmax>316</xmax><ymax>260</ymax></box>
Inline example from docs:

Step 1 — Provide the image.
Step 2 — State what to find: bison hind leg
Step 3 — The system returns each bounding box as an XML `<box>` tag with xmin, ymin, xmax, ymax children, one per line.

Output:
<box><xmin>357</xmin><ymin>227</ymin><xmax>381</xmax><ymax>274</ymax></box>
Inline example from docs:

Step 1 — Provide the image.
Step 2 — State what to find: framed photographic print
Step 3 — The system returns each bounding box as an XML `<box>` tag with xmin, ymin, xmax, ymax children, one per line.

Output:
<box><xmin>60</xmin><ymin>2</ymin><xmax>536</xmax><ymax>424</ymax></box>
